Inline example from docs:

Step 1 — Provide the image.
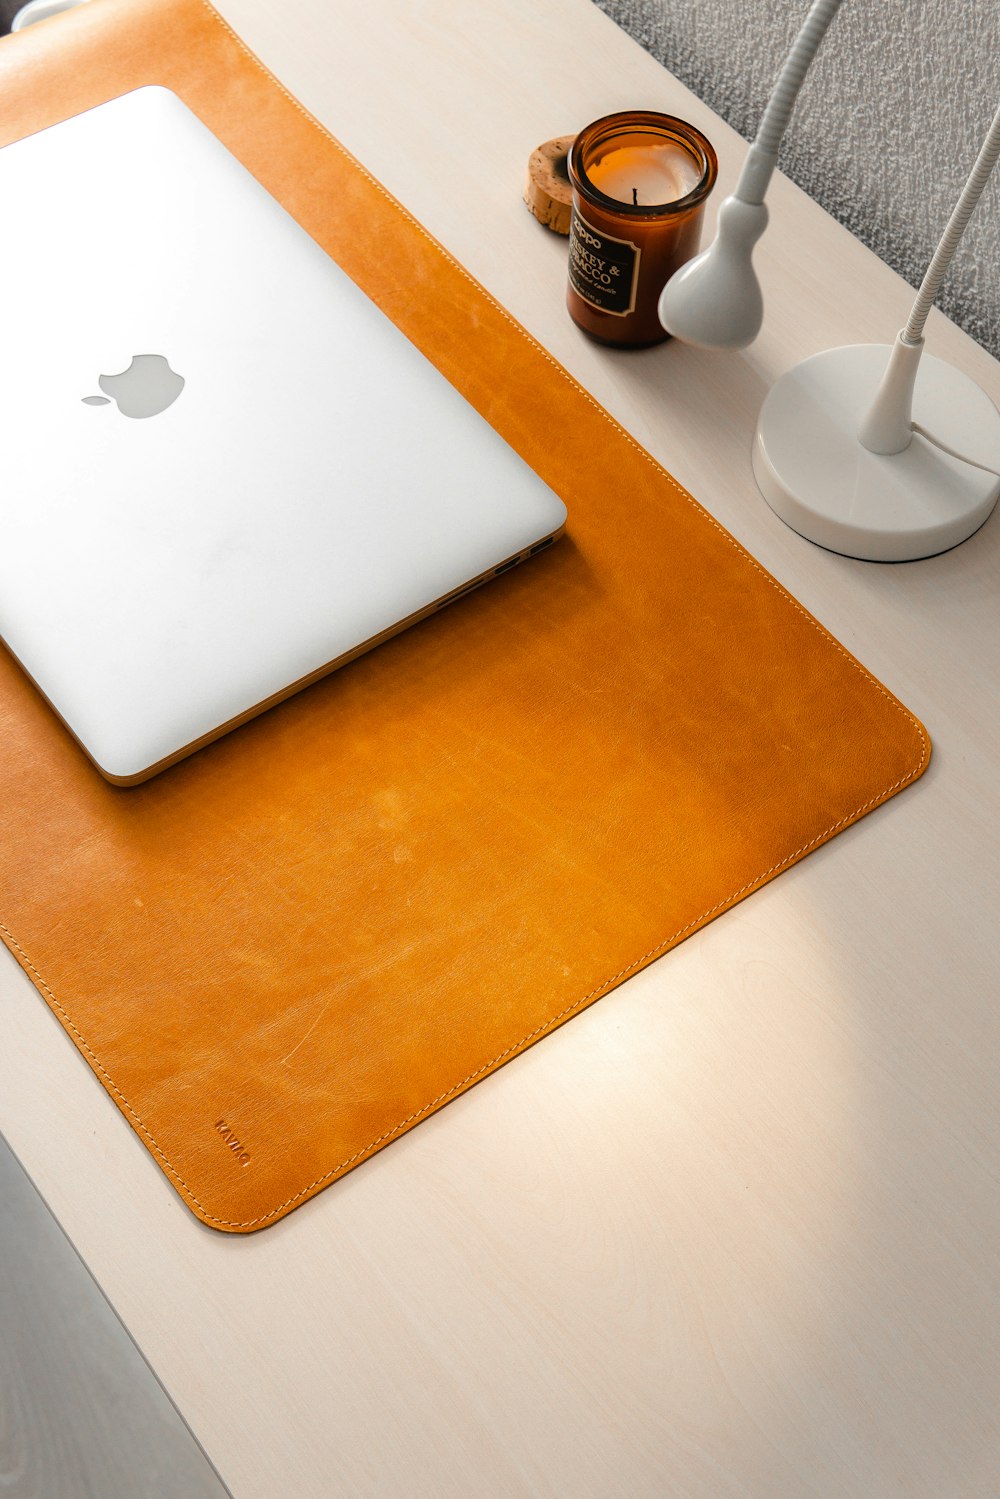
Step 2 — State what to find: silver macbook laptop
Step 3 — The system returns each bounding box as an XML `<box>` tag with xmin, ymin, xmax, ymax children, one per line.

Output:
<box><xmin>0</xmin><ymin>87</ymin><xmax>566</xmax><ymax>784</ymax></box>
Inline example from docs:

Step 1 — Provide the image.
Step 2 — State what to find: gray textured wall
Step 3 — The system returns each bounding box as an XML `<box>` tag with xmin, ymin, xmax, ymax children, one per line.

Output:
<box><xmin>592</xmin><ymin>0</ymin><xmax>1000</xmax><ymax>359</ymax></box>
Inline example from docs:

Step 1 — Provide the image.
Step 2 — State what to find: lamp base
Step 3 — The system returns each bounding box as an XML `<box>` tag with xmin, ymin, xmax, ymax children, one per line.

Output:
<box><xmin>752</xmin><ymin>344</ymin><xmax>1000</xmax><ymax>561</ymax></box>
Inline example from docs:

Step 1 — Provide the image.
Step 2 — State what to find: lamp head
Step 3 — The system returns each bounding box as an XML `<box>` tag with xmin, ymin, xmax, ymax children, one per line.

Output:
<box><xmin>658</xmin><ymin>195</ymin><xmax>769</xmax><ymax>350</ymax></box>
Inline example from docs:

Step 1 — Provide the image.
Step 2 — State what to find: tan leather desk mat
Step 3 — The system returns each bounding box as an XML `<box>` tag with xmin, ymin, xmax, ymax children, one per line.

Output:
<box><xmin>0</xmin><ymin>0</ymin><xmax>929</xmax><ymax>1232</ymax></box>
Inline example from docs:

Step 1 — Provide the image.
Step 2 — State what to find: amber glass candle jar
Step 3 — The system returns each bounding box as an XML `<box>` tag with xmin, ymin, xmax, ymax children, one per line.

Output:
<box><xmin>567</xmin><ymin>111</ymin><xmax>717</xmax><ymax>348</ymax></box>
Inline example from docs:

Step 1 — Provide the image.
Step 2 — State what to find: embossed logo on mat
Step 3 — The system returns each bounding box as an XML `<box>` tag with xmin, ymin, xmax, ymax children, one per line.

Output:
<box><xmin>215</xmin><ymin>1118</ymin><xmax>252</xmax><ymax>1168</ymax></box>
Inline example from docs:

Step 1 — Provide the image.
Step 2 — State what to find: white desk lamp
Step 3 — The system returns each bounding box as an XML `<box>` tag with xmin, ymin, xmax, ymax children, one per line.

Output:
<box><xmin>658</xmin><ymin>0</ymin><xmax>845</xmax><ymax>350</ymax></box>
<box><xmin>659</xmin><ymin>0</ymin><xmax>1000</xmax><ymax>562</ymax></box>
<box><xmin>752</xmin><ymin>104</ymin><xmax>1000</xmax><ymax>560</ymax></box>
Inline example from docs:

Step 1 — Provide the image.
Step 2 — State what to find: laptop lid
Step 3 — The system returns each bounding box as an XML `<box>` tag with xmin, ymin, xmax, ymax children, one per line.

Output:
<box><xmin>0</xmin><ymin>87</ymin><xmax>566</xmax><ymax>783</ymax></box>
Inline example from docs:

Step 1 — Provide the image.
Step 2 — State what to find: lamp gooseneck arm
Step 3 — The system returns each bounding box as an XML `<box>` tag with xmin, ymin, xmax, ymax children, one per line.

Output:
<box><xmin>859</xmin><ymin>99</ymin><xmax>1000</xmax><ymax>455</ymax></box>
<box><xmin>734</xmin><ymin>0</ymin><xmax>846</xmax><ymax>205</ymax></box>
<box><xmin>659</xmin><ymin>0</ymin><xmax>845</xmax><ymax>349</ymax></box>
<box><xmin>902</xmin><ymin>101</ymin><xmax>1000</xmax><ymax>344</ymax></box>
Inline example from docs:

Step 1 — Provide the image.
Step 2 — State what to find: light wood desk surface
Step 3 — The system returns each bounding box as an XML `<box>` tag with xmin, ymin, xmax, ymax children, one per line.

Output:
<box><xmin>2</xmin><ymin>1</ymin><xmax>999</xmax><ymax>1494</ymax></box>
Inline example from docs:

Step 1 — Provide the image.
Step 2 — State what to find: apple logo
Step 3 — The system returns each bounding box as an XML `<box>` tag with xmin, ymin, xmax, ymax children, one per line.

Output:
<box><xmin>82</xmin><ymin>354</ymin><xmax>185</xmax><ymax>419</ymax></box>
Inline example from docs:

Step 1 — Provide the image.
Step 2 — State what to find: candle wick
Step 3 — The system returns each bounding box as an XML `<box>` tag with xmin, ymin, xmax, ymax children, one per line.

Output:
<box><xmin>632</xmin><ymin>187</ymin><xmax>638</xmax><ymax>206</ymax></box>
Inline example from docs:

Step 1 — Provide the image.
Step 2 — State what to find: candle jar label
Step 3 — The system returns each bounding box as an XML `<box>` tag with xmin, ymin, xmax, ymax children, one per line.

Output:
<box><xmin>568</xmin><ymin>208</ymin><xmax>639</xmax><ymax>317</ymax></box>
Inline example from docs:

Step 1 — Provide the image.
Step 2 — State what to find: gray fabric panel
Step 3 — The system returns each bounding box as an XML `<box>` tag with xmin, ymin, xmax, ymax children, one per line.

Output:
<box><xmin>593</xmin><ymin>0</ymin><xmax>1000</xmax><ymax>359</ymax></box>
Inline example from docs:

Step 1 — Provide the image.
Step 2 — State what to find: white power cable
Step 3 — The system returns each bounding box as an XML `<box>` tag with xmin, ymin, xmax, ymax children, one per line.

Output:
<box><xmin>911</xmin><ymin>422</ymin><xmax>1000</xmax><ymax>478</ymax></box>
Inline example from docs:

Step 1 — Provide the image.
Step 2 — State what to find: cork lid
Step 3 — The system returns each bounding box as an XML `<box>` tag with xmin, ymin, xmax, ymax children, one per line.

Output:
<box><xmin>523</xmin><ymin>134</ymin><xmax>576</xmax><ymax>235</ymax></box>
